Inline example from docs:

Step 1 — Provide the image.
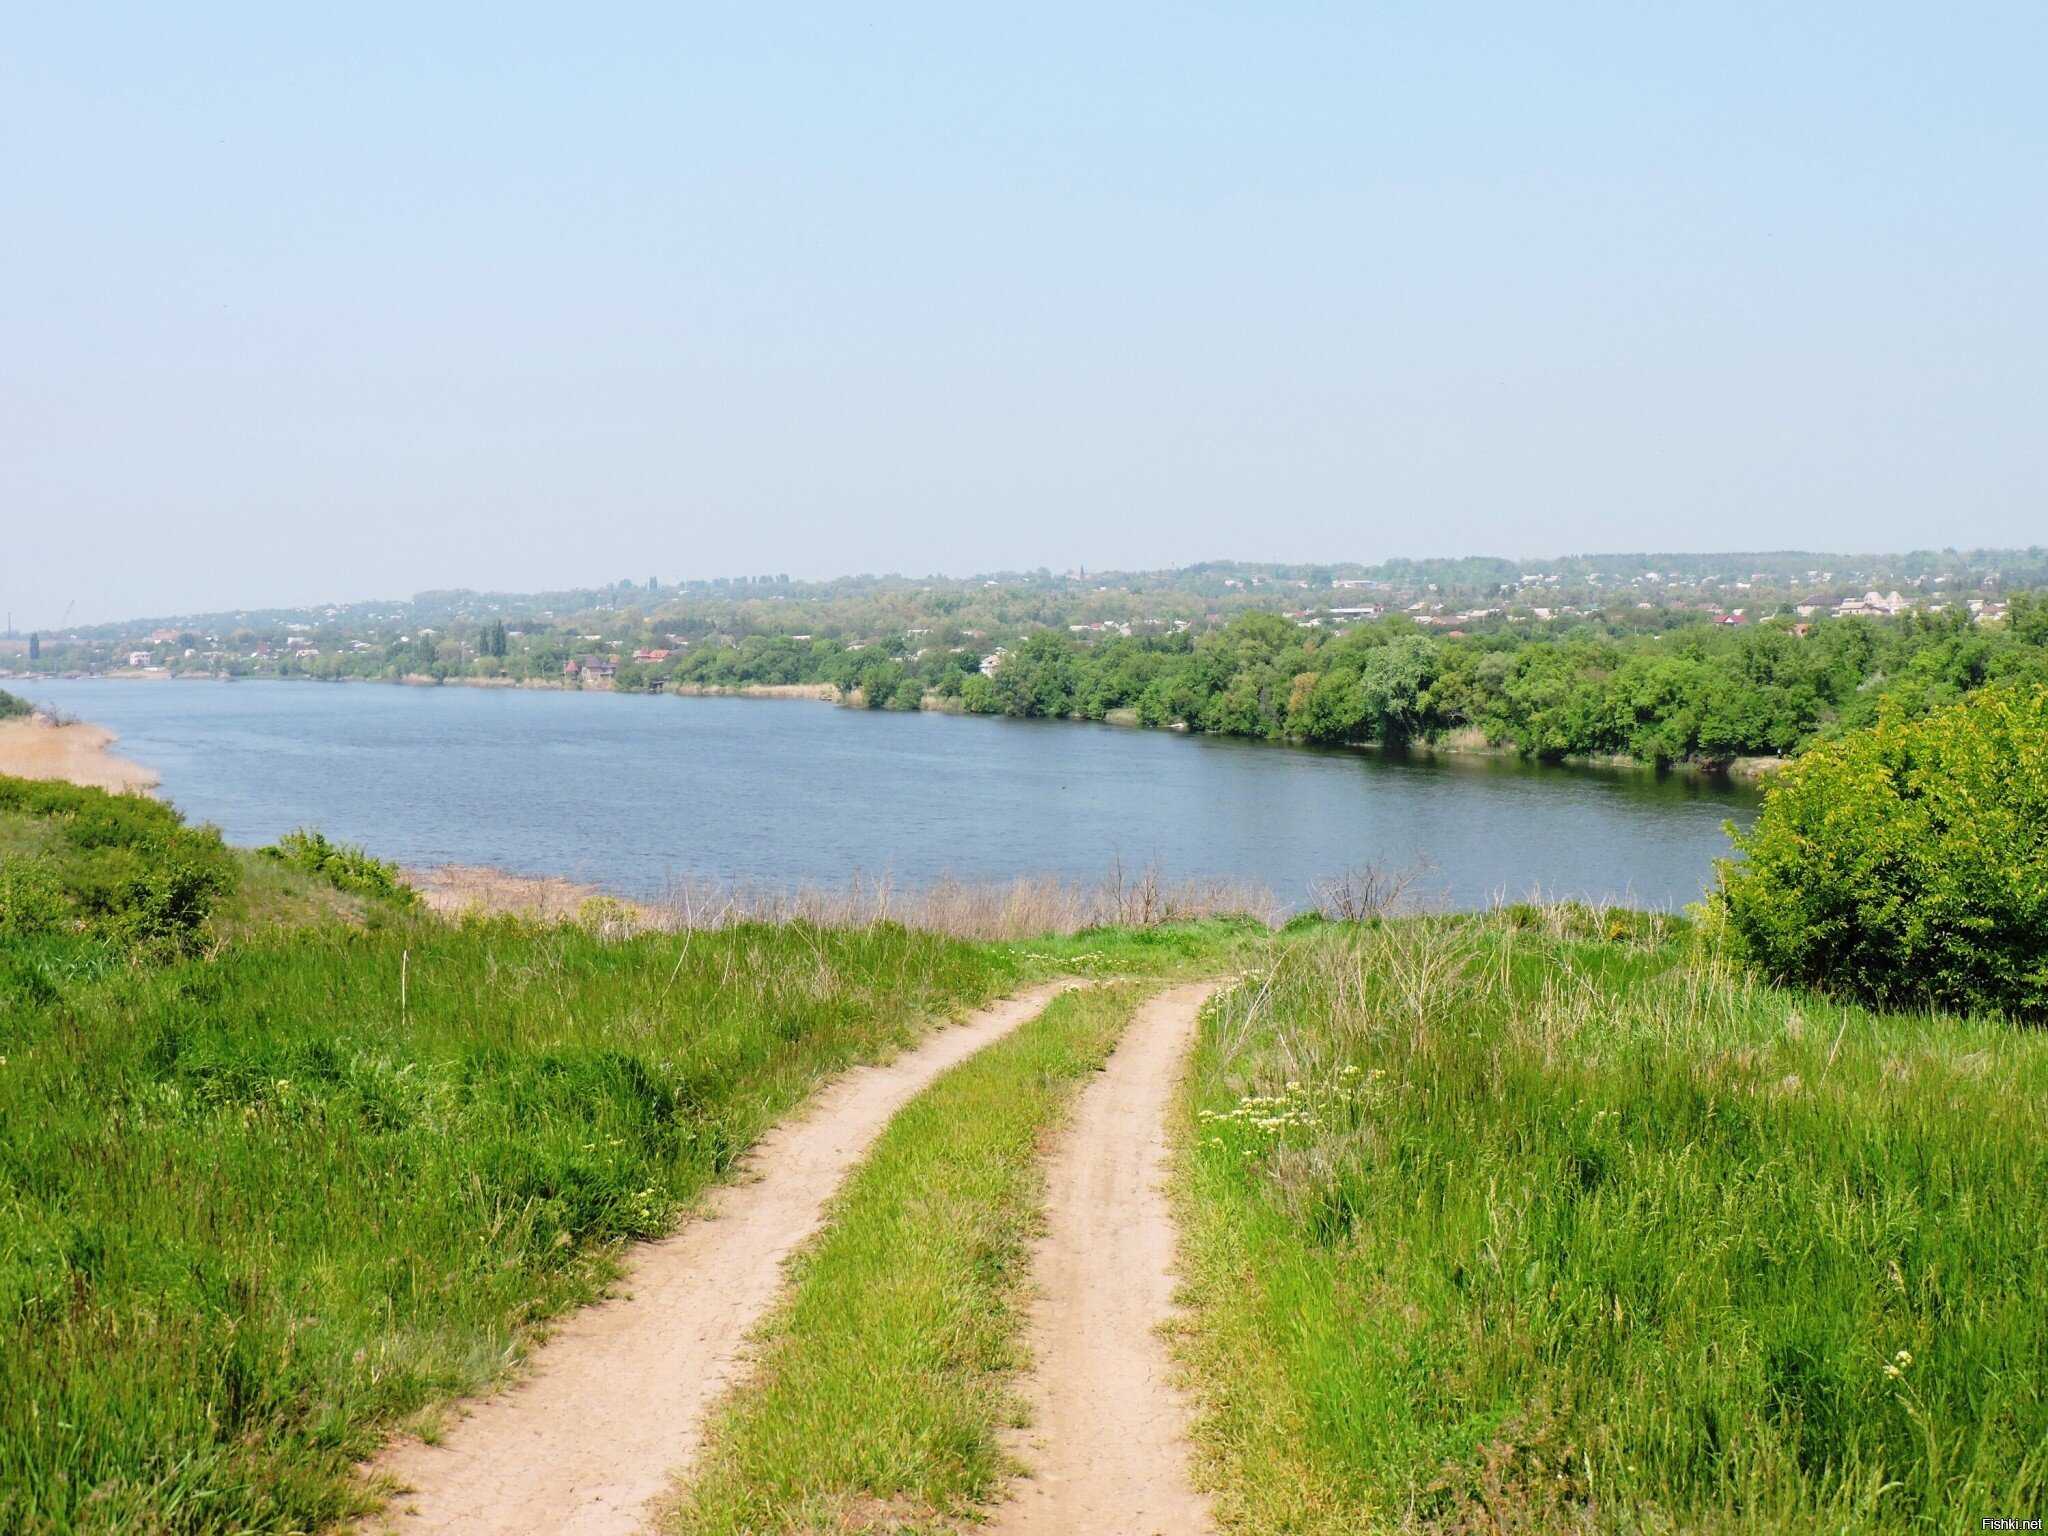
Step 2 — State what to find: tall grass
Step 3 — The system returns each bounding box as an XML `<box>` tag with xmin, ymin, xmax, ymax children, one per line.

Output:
<box><xmin>1177</xmin><ymin>916</ymin><xmax>2048</xmax><ymax>1534</ymax></box>
<box><xmin>0</xmin><ymin>919</ymin><xmax>1013</xmax><ymax>1535</ymax></box>
<box><xmin>670</xmin><ymin>985</ymin><xmax>1141</xmax><ymax>1535</ymax></box>
<box><xmin>414</xmin><ymin>862</ymin><xmax>1280</xmax><ymax>941</ymax></box>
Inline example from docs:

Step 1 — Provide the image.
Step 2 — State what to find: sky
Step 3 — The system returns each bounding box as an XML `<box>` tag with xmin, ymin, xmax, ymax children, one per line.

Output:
<box><xmin>3</xmin><ymin>4</ymin><xmax>2044</xmax><ymax>625</ymax></box>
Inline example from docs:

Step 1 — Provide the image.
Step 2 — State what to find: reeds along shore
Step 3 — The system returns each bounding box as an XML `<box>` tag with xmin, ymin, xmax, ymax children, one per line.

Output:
<box><xmin>411</xmin><ymin>862</ymin><xmax>1287</xmax><ymax>942</ymax></box>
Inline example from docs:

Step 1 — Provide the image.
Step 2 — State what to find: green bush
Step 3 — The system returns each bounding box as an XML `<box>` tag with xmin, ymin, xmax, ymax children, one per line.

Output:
<box><xmin>0</xmin><ymin>776</ymin><xmax>239</xmax><ymax>951</ymax></box>
<box><xmin>1717</xmin><ymin>683</ymin><xmax>2048</xmax><ymax>1017</ymax></box>
<box><xmin>260</xmin><ymin>828</ymin><xmax>419</xmax><ymax>906</ymax></box>
<box><xmin>0</xmin><ymin>689</ymin><xmax>32</xmax><ymax>721</ymax></box>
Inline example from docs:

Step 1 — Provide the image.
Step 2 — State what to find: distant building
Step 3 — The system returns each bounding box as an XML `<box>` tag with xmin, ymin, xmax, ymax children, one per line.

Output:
<box><xmin>1836</xmin><ymin>590</ymin><xmax>1912</xmax><ymax>618</ymax></box>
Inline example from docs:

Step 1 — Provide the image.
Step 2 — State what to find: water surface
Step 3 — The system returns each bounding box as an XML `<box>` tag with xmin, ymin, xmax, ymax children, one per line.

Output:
<box><xmin>15</xmin><ymin>680</ymin><xmax>1757</xmax><ymax>910</ymax></box>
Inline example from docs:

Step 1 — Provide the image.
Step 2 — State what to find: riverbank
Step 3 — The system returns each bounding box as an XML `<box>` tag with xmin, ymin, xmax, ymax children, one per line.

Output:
<box><xmin>1102</xmin><ymin>707</ymin><xmax>1784</xmax><ymax>782</ymax></box>
<box><xmin>0</xmin><ymin>715</ymin><xmax>158</xmax><ymax>793</ymax></box>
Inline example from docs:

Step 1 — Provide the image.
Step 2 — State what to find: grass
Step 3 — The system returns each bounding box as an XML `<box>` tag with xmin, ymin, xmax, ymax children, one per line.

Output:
<box><xmin>0</xmin><ymin>918</ymin><xmax>1017</xmax><ymax>1535</ymax></box>
<box><xmin>213</xmin><ymin>847</ymin><xmax>385</xmax><ymax>937</ymax></box>
<box><xmin>12</xmin><ymin>772</ymin><xmax>2042</xmax><ymax>1534</ymax></box>
<box><xmin>0</xmin><ymin>781</ymin><xmax>396</xmax><ymax>953</ymax></box>
<box><xmin>0</xmin><ymin>776</ymin><xmax>238</xmax><ymax>954</ymax></box>
<box><xmin>669</xmin><ymin>983</ymin><xmax>1143</xmax><ymax>1536</ymax></box>
<box><xmin>1009</xmin><ymin>913</ymin><xmax>1272</xmax><ymax>980</ymax></box>
<box><xmin>656</xmin><ymin>862</ymin><xmax>1280</xmax><ymax>939</ymax></box>
<box><xmin>1175</xmin><ymin>916</ymin><xmax>2048</xmax><ymax>1534</ymax></box>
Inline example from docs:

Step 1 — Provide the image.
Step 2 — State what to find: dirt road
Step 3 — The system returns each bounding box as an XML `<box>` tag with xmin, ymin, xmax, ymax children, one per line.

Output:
<box><xmin>370</xmin><ymin>983</ymin><xmax>1071</xmax><ymax>1536</ymax></box>
<box><xmin>993</xmin><ymin>981</ymin><xmax>1220</xmax><ymax>1536</ymax></box>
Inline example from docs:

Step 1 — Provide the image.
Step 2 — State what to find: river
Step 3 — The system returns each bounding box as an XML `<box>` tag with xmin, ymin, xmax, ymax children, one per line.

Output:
<box><xmin>12</xmin><ymin>679</ymin><xmax>1759</xmax><ymax>910</ymax></box>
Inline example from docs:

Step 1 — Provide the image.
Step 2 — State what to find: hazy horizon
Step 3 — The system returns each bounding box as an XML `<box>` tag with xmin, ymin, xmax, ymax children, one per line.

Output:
<box><xmin>8</xmin><ymin>4</ymin><xmax>2045</xmax><ymax>626</ymax></box>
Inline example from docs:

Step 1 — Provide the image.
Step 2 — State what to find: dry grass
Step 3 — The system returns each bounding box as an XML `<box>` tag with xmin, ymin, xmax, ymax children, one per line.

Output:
<box><xmin>412</xmin><ymin>860</ymin><xmax>1280</xmax><ymax>943</ymax></box>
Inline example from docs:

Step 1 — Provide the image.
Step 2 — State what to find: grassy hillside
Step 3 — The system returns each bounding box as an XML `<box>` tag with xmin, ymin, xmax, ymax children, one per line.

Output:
<box><xmin>0</xmin><ymin>916</ymin><xmax>1016</xmax><ymax>1534</ymax></box>
<box><xmin>5</xmin><ymin>772</ymin><xmax>2042</xmax><ymax>1534</ymax></box>
<box><xmin>1177</xmin><ymin>915</ymin><xmax>2048</xmax><ymax>1534</ymax></box>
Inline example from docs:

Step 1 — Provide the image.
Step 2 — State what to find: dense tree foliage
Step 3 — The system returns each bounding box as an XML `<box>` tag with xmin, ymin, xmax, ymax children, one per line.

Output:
<box><xmin>938</xmin><ymin>597</ymin><xmax>2048</xmax><ymax>765</ymax></box>
<box><xmin>1717</xmin><ymin>683</ymin><xmax>2048</xmax><ymax>1018</ymax></box>
<box><xmin>595</xmin><ymin>596</ymin><xmax>2048</xmax><ymax>765</ymax></box>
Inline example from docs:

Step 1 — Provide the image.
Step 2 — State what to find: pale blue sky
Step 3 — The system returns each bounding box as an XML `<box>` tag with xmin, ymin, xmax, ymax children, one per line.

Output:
<box><xmin>4</xmin><ymin>3</ymin><xmax>2044</xmax><ymax>624</ymax></box>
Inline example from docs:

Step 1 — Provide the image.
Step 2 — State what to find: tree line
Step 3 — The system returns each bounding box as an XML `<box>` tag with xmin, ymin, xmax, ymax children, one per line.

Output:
<box><xmin>701</xmin><ymin>597</ymin><xmax>2048</xmax><ymax>768</ymax></box>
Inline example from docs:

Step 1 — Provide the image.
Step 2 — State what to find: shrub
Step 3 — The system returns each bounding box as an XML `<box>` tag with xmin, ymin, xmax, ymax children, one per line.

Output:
<box><xmin>0</xmin><ymin>858</ymin><xmax>68</xmax><ymax>935</ymax></box>
<box><xmin>261</xmin><ymin>828</ymin><xmax>419</xmax><ymax>907</ymax></box>
<box><xmin>0</xmin><ymin>689</ymin><xmax>31</xmax><ymax>721</ymax></box>
<box><xmin>0</xmin><ymin>776</ymin><xmax>239</xmax><ymax>951</ymax></box>
<box><xmin>1717</xmin><ymin>683</ymin><xmax>2048</xmax><ymax>1017</ymax></box>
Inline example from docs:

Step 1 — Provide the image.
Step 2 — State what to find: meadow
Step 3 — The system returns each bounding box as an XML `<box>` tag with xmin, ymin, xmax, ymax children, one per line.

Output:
<box><xmin>0</xmin><ymin>915</ymin><xmax>1013</xmax><ymax>1534</ymax></box>
<box><xmin>4</xmin><ymin>767</ymin><xmax>2044</xmax><ymax>1534</ymax></box>
<box><xmin>1177</xmin><ymin>913</ymin><xmax>2048</xmax><ymax>1534</ymax></box>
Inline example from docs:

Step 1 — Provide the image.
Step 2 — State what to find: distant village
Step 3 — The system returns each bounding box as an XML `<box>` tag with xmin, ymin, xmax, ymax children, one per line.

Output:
<box><xmin>2</xmin><ymin>550</ymin><xmax>2036</xmax><ymax>684</ymax></box>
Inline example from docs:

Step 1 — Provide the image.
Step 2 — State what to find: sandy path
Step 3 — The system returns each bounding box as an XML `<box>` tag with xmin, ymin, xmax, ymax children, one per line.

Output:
<box><xmin>993</xmin><ymin>980</ymin><xmax>1220</xmax><ymax>1536</ymax></box>
<box><xmin>0</xmin><ymin>717</ymin><xmax>158</xmax><ymax>792</ymax></box>
<box><xmin>371</xmin><ymin>983</ymin><xmax>1072</xmax><ymax>1536</ymax></box>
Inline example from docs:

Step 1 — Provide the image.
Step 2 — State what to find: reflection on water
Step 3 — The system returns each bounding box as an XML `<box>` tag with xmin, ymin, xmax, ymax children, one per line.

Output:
<box><xmin>14</xmin><ymin>679</ymin><xmax>1759</xmax><ymax>910</ymax></box>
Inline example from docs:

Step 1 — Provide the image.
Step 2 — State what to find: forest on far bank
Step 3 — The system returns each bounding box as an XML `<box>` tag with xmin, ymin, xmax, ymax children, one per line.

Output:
<box><xmin>644</xmin><ymin>596</ymin><xmax>2048</xmax><ymax>769</ymax></box>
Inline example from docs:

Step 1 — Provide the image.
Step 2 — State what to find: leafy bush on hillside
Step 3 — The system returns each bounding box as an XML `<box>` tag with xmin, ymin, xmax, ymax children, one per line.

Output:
<box><xmin>261</xmin><ymin>827</ymin><xmax>419</xmax><ymax>906</ymax></box>
<box><xmin>1717</xmin><ymin>683</ymin><xmax>2048</xmax><ymax>1017</ymax></box>
<box><xmin>0</xmin><ymin>689</ymin><xmax>32</xmax><ymax>721</ymax></box>
<box><xmin>0</xmin><ymin>776</ymin><xmax>239</xmax><ymax>950</ymax></box>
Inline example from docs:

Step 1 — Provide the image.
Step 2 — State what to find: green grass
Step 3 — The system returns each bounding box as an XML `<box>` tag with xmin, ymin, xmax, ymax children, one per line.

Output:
<box><xmin>213</xmin><ymin>847</ymin><xmax>386</xmax><ymax>937</ymax></box>
<box><xmin>1007</xmin><ymin>915</ymin><xmax>1271</xmax><ymax>979</ymax></box>
<box><xmin>0</xmin><ymin>776</ymin><xmax>238</xmax><ymax>954</ymax></box>
<box><xmin>0</xmin><ymin>919</ymin><xmax>1017</xmax><ymax>1535</ymax></box>
<box><xmin>1175</xmin><ymin>917</ymin><xmax>2048</xmax><ymax>1534</ymax></box>
<box><xmin>260</xmin><ymin>829</ymin><xmax>420</xmax><ymax>909</ymax></box>
<box><xmin>670</xmin><ymin>983</ymin><xmax>1143</xmax><ymax>1536</ymax></box>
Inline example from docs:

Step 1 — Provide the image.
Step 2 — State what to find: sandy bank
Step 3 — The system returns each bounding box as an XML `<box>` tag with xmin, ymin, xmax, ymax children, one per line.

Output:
<box><xmin>0</xmin><ymin>716</ymin><xmax>159</xmax><ymax>793</ymax></box>
<box><xmin>405</xmin><ymin>864</ymin><xmax>657</xmax><ymax>926</ymax></box>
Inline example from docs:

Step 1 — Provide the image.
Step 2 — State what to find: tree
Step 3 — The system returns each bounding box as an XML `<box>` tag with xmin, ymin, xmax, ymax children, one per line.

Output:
<box><xmin>991</xmin><ymin>632</ymin><xmax>1078</xmax><ymax>717</ymax></box>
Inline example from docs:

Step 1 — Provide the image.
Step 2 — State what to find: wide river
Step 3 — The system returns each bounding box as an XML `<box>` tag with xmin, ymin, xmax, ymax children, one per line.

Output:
<box><xmin>15</xmin><ymin>679</ymin><xmax>1758</xmax><ymax>910</ymax></box>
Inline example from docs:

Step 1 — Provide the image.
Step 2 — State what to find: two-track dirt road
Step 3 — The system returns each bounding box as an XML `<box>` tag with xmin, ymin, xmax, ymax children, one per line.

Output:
<box><xmin>372</xmin><ymin>979</ymin><xmax>1222</xmax><ymax>1536</ymax></box>
<box><xmin>371</xmin><ymin>984</ymin><xmax>1072</xmax><ymax>1536</ymax></box>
